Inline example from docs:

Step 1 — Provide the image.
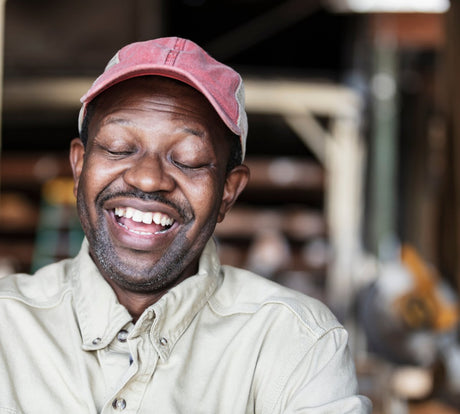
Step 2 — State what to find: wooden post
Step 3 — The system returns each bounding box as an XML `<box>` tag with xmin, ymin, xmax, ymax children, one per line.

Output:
<box><xmin>441</xmin><ymin>2</ymin><xmax>460</xmax><ymax>293</ymax></box>
<box><xmin>0</xmin><ymin>0</ymin><xmax>7</xmax><ymax>189</ymax></box>
<box><xmin>368</xmin><ymin>18</ymin><xmax>399</xmax><ymax>260</ymax></box>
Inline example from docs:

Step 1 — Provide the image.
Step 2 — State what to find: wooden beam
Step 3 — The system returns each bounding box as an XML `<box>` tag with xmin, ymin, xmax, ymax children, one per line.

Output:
<box><xmin>370</xmin><ymin>13</ymin><xmax>445</xmax><ymax>48</ymax></box>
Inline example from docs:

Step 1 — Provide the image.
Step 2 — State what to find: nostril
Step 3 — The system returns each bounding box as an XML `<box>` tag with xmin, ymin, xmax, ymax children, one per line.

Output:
<box><xmin>123</xmin><ymin>157</ymin><xmax>174</xmax><ymax>192</ymax></box>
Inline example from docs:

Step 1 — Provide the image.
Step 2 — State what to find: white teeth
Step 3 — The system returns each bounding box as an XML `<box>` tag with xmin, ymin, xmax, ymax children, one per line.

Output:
<box><xmin>142</xmin><ymin>212</ymin><xmax>153</xmax><ymax>224</ymax></box>
<box><xmin>114</xmin><ymin>207</ymin><xmax>174</xmax><ymax>228</ymax></box>
<box><xmin>153</xmin><ymin>212</ymin><xmax>162</xmax><ymax>225</ymax></box>
<box><xmin>125</xmin><ymin>207</ymin><xmax>134</xmax><ymax>219</ymax></box>
<box><xmin>132</xmin><ymin>210</ymin><xmax>143</xmax><ymax>223</ymax></box>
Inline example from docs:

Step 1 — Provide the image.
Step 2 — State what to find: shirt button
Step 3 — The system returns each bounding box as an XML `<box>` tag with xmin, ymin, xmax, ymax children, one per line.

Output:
<box><xmin>92</xmin><ymin>337</ymin><xmax>102</xmax><ymax>345</ymax></box>
<box><xmin>160</xmin><ymin>337</ymin><xmax>168</xmax><ymax>346</ymax></box>
<box><xmin>112</xmin><ymin>398</ymin><xmax>127</xmax><ymax>410</ymax></box>
<box><xmin>117</xmin><ymin>330</ymin><xmax>129</xmax><ymax>343</ymax></box>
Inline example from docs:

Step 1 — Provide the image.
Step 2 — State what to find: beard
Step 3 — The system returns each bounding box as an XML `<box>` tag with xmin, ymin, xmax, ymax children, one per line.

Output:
<box><xmin>76</xmin><ymin>185</ymin><xmax>213</xmax><ymax>294</ymax></box>
<box><xmin>88</xmin><ymin>224</ymin><xmax>191</xmax><ymax>293</ymax></box>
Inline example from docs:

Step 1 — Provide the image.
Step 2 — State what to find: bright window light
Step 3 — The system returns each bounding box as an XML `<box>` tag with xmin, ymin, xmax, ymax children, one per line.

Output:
<box><xmin>337</xmin><ymin>0</ymin><xmax>450</xmax><ymax>13</ymax></box>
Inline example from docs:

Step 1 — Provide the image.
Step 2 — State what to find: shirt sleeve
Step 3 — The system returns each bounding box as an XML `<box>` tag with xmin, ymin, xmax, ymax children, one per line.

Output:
<box><xmin>273</xmin><ymin>327</ymin><xmax>373</xmax><ymax>413</ymax></box>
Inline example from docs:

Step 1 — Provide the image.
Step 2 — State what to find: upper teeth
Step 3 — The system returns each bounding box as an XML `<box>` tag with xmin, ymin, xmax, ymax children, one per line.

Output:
<box><xmin>114</xmin><ymin>207</ymin><xmax>174</xmax><ymax>226</ymax></box>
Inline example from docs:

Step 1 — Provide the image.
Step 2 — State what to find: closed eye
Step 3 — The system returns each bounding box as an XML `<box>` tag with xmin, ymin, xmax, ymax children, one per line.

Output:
<box><xmin>93</xmin><ymin>139</ymin><xmax>136</xmax><ymax>158</ymax></box>
<box><xmin>98</xmin><ymin>144</ymin><xmax>136</xmax><ymax>158</ymax></box>
<box><xmin>172</xmin><ymin>158</ymin><xmax>212</xmax><ymax>170</ymax></box>
<box><xmin>107</xmin><ymin>149</ymin><xmax>134</xmax><ymax>156</ymax></box>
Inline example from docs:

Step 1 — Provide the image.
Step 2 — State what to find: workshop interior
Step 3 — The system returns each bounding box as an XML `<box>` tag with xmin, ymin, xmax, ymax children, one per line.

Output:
<box><xmin>1</xmin><ymin>0</ymin><xmax>460</xmax><ymax>412</ymax></box>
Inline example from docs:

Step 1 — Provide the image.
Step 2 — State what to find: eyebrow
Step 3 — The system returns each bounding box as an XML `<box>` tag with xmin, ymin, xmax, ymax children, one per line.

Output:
<box><xmin>102</xmin><ymin>117</ymin><xmax>134</xmax><ymax>127</ymax></box>
<box><xmin>101</xmin><ymin>117</ymin><xmax>206</xmax><ymax>139</ymax></box>
<box><xmin>183</xmin><ymin>126</ymin><xmax>205</xmax><ymax>139</ymax></box>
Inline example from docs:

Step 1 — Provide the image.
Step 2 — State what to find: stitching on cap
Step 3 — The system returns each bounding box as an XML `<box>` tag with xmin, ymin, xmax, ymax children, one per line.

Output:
<box><xmin>165</xmin><ymin>37</ymin><xmax>186</xmax><ymax>66</ymax></box>
<box><xmin>165</xmin><ymin>50</ymin><xmax>178</xmax><ymax>65</ymax></box>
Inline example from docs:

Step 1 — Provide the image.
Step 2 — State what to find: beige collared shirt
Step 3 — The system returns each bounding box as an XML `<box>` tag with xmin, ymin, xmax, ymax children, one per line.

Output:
<box><xmin>0</xmin><ymin>238</ymin><xmax>371</xmax><ymax>413</ymax></box>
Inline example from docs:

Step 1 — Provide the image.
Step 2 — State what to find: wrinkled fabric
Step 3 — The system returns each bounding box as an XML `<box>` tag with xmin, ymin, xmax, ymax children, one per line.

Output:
<box><xmin>0</xmin><ymin>238</ymin><xmax>371</xmax><ymax>413</ymax></box>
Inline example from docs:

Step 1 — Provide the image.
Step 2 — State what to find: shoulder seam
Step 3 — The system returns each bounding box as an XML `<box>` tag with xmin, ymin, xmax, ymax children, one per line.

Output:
<box><xmin>208</xmin><ymin>297</ymin><xmax>342</xmax><ymax>339</ymax></box>
<box><xmin>0</xmin><ymin>287</ymin><xmax>73</xmax><ymax>309</ymax></box>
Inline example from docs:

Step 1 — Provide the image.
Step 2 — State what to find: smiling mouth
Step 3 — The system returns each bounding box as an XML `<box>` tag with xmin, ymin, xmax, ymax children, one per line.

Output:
<box><xmin>114</xmin><ymin>206</ymin><xmax>175</xmax><ymax>235</ymax></box>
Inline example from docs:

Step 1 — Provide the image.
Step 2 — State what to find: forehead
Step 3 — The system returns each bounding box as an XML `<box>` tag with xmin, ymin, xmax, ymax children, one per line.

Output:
<box><xmin>89</xmin><ymin>76</ymin><xmax>228</xmax><ymax>133</ymax></box>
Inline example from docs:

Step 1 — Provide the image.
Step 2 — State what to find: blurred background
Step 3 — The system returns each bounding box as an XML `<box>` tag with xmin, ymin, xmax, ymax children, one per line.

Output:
<box><xmin>1</xmin><ymin>0</ymin><xmax>460</xmax><ymax>412</ymax></box>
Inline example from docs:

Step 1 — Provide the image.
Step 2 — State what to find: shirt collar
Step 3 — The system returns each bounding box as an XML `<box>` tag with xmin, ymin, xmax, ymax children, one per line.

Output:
<box><xmin>71</xmin><ymin>238</ymin><xmax>222</xmax><ymax>359</ymax></box>
<box><xmin>70</xmin><ymin>239</ymin><xmax>133</xmax><ymax>351</ymax></box>
<box><xmin>133</xmin><ymin>237</ymin><xmax>222</xmax><ymax>360</ymax></box>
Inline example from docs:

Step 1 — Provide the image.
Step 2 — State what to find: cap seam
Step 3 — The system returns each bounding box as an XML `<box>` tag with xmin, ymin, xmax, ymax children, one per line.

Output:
<box><xmin>165</xmin><ymin>50</ymin><xmax>179</xmax><ymax>66</ymax></box>
<box><xmin>165</xmin><ymin>37</ymin><xmax>185</xmax><ymax>66</ymax></box>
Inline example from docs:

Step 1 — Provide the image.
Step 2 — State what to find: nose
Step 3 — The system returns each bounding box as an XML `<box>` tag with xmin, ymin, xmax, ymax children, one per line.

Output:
<box><xmin>123</xmin><ymin>153</ymin><xmax>175</xmax><ymax>193</ymax></box>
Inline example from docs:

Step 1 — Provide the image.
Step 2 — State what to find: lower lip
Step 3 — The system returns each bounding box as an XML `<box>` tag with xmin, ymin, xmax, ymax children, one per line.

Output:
<box><xmin>106</xmin><ymin>210</ymin><xmax>175</xmax><ymax>251</ymax></box>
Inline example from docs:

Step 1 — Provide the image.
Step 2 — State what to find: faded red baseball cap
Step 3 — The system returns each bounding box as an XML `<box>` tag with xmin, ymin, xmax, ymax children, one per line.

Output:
<box><xmin>79</xmin><ymin>37</ymin><xmax>248</xmax><ymax>159</ymax></box>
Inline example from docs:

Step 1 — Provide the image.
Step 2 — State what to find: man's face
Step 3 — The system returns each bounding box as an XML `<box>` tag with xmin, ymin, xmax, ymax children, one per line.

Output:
<box><xmin>70</xmin><ymin>77</ymin><xmax>248</xmax><ymax>294</ymax></box>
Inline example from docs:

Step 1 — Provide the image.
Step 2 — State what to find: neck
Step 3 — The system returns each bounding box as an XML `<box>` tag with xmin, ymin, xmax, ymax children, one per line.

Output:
<box><xmin>102</xmin><ymin>269</ymin><xmax>197</xmax><ymax>322</ymax></box>
<box><xmin>106</xmin><ymin>281</ymin><xmax>167</xmax><ymax>323</ymax></box>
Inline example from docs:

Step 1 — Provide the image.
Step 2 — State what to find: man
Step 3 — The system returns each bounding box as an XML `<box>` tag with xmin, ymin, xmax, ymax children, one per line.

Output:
<box><xmin>0</xmin><ymin>37</ymin><xmax>371</xmax><ymax>412</ymax></box>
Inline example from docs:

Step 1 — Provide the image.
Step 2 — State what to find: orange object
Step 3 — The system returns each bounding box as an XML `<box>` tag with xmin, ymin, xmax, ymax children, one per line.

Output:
<box><xmin>394</xmin><ymin>245</ymin><xmax>459</xmax><ymax>331</ymax></box>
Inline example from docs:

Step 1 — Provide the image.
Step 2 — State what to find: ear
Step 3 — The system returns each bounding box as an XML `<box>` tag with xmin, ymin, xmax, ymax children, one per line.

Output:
<box><xmin>69</xmin><ymin>138</ymin><xmax>85</xmax><ymax>198</ymax></box>
<box><xmin>217</xmin><ymin>164</ymin><xmax>250</xmax><ymax>223</ymax></box>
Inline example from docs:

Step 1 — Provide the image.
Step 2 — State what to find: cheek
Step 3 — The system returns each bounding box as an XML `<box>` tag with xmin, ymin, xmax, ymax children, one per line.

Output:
<box><xmin>76</xmin><ymin>160</ymin><xmax>115</xmax><ymax>215</ymax></box>
<box><xmin>184</xmin><ymin>176</ymin><xmax>224</xmax><ymax>220</ymax></box>
<box><xmin>78</xmin><ymin>168</ymin><xmax>99</xmax><ymax>201</ymax></box>
<box><xmin>82</xmin><ymin>157</ymin><xmax>122</xmax><ymax>191</ymax></box>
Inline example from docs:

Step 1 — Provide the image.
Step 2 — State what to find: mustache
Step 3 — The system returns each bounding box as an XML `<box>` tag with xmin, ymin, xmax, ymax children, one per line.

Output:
<box><xmin>96</xmin><ymin>188</ymin><xmax>192</xmax><ymax>221</ymax></box>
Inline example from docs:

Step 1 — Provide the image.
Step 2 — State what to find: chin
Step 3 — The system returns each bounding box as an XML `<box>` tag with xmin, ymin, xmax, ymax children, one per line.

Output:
<box><xmin>93</xmin><ymin>242</ymin><xmax>192</xmax><ymax>293</ymax></box>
